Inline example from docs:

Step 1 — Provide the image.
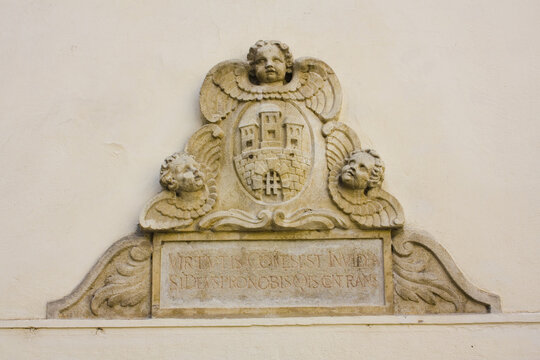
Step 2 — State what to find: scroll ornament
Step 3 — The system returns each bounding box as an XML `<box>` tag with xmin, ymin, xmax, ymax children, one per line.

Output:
<box><xmin>392</xmin><ymin>229</ymin><xmax>501</xmax><ymax>314</ymax></box>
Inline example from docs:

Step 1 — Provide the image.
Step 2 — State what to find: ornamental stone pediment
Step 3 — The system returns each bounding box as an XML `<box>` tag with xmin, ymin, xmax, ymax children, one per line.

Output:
<box><xmin>47</xmin><ymin>41</ymin><xmax>500</xmax><ymax>319</ymax></box>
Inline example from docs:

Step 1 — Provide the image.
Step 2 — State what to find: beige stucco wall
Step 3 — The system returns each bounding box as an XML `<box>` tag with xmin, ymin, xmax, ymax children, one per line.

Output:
<box><xmin>1</xmin><ymin>0</ymin><xmax>539</xmax><ymax>357</ymax></box>
<box><xmin>0</xmin><ymin>315</ymin><xmax>538</xmax><ymax>359</ymax></box>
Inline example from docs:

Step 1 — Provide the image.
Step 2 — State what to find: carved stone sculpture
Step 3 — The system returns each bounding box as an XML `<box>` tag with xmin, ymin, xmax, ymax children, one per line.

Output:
<box><xmin>47</xmin><ymin>40</ymin><xmax>500</xmax><ymax>319</ymax></box>
<box><xmin>47</xmin><ymin>234</ymin><xmax>152</xmax><ymax>319</ymax></box>
<box><xmin>200</xmin><ymin>40</ymin><xmax>341</xmax><ymax>124</ymax></box>
<box><xmin>140</xmin><ymin>124</ymin><xmax>224</xmax><ymax>231</ymax></box>
<box><xmin>323</xmin><ymin>121</ymin><xmax>404</xmax><ymax>228</ymax></box>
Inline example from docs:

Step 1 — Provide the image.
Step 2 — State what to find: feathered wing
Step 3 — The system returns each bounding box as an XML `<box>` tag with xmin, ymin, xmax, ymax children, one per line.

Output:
<box><xmin>90</xmin><ymin>240</ymin><xmax>152</xmax><ymax>316</ymax></box>
<box><xmin>323</xmin><ymin>121</ymin><xmax>404</xmax><ymax>229</ymax></box>
<box><xmin>184</xmin><ymin>123</ymin><xmax>224</xmax><ymax>182</ymax></box>
<box><xmin>139</xmin><ymin>124</ymin><xmax>223</xmax><ymax>231</ymax></box>
<box><xmin>322</xmin><ymin>121</ymin><xmax>361</xmax><ymax>171</ymax></box>
<box><xmin>295</xmin><ymin>57</ymin><xmax>342</xmax><ymax>122</ymax></box>
<box><xmin>200</xmin><ymin>60</ymin><xmax>246</xmax><ymax>122</ymax></box>
<box><xmin>140</xmin><ymin>191</ymin><xmax>196</xmax><ymax>230</ymax></box>
<box><xmin>200</xmin><ymin>57</ymin><xmax>342</xmax><ymax>123</ymax></box>
<box><xmin>349</xmin><ymin>188</ymin><xmax>405</xmax><ymax>228</ymax></box>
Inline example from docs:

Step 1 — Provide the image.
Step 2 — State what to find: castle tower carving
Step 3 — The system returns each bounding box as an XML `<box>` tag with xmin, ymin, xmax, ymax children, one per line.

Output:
<box><xmin>234</xmin><ymin>103</ymin><xmax>311</xmax><ymax>203</ymax></box>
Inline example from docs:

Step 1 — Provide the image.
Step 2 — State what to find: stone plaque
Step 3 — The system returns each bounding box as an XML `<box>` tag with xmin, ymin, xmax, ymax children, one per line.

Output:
<box><xmin>152</xmin><ymin>231</ymin><xmax>393</xmax><ymax>317</ymax></box>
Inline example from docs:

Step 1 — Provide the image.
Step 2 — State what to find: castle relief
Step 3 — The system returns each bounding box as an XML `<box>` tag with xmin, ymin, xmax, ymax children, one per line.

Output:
<box><xmin>47</xmin><ymin>40</ymin><xmax>501</xmax><ymax>319</ymax></box>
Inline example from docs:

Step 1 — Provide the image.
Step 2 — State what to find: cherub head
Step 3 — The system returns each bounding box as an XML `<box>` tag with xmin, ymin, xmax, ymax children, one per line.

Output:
<box><xmin>247</xmin><ymin>40</ymin><xmax>294</xmax><ymax>84</ymax></box>
<box><xmin>160</xmin><ymin>153</ymin><xmax>206</xmax><ymax>194</ymax></box>
<box><xmin>339</xmin><ymin>149</ymin><xmax>385</xmax><ymax>191</ymax></box>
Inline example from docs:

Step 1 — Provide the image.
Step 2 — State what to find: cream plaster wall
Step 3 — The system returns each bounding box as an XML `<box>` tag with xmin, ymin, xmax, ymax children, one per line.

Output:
<box><xmin>1</xmin><ymin>315</ymin><xmax>539</xmax><ymax>360</ymax></box>
<box><xmin>0</xmin><ymin>0</ymin><xmax>538</xmax><ymax>328</ymax></box>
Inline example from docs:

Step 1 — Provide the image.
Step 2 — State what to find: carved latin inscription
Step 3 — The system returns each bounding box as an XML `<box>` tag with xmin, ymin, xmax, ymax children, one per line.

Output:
<box><xmin>159</xmin><ymin>240</ymin><xmax>385</xmax><ymax>309</ymax></box>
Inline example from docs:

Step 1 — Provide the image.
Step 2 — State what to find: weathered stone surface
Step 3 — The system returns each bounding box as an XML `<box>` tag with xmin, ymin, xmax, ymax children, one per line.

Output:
<box><xmin>323</xmin><ymin>122</ymin><xmax>404</xmax><ymax>229</ymax></box>
<box><xmin>47</xmin><ymin>234</ymin><xmax>152</xmax><ymax>319</ymax></box>
<box><xmin>140</xmin><ymin>124</ymin><xmax>224</xmax><ymax>231</ymax></box>
<box><xmin>392</xmin><ymin>229</ymin><xmax>501</xmax><ymax>314</ymax></box>
<box><xmin>153</xmin><ymin>231</ymin><xmax>393</xmax><ymax>317</ymax></box>
<box><xmin>47</xmin><ymin>40</ymin><xmax>501</xmax><ymax>319</ymax></box>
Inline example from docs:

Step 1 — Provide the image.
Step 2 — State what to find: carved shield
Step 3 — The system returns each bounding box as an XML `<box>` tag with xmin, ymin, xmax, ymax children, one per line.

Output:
<box><xmin>233</xmin><ymin>101</ymin><xmax>313</xmax><ymax>203</ymax></box>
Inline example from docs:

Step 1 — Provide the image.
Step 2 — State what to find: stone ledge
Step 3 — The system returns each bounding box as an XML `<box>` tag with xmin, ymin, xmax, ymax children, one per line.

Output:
<box><xmin>1</xmin><ymin>313</ymin><xmax>539</xmax><ymax>329</ymax></box>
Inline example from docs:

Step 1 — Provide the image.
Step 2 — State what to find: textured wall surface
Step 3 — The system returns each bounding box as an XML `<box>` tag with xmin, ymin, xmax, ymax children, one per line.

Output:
<box><xmin>0</xmin><ymin>0</ymin><xmax>539</xmax><ymax>357</ymax></box>
<box><xmin>1</xmin><ymin>315</ymin><xmax>539</xmax><ymax>359</ymax></box>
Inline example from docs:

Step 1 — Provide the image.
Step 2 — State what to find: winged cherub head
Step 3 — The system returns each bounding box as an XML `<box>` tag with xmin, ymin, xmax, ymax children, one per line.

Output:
<box><xmin>247</xmin><ymin>40</ymin><xmax>294</xmax><ymax>85</ymax></box>
<box><xmin>160</xmin><ymin>153</ymin><xmax>206</xmax><ymax>195</ymax></box>
<box><xmin>339</xmin><ymin>149</ymin><xmax>385</xmax><ymax>191</ymax></box>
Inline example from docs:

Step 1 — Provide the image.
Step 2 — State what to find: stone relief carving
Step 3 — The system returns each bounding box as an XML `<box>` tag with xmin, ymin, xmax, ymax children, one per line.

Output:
<box><xmin>140</xmin><ymin>124</ymin><xmax>224</xmax><ymax>231</ymax></box>
<box><xmin>323</xmin><ymin>121</ymin><xmax>404</xmax><ymax>229</ymax></box>
<box><xmin>198</xmin><ymin>208</ymin><xmax>347</xmax><ymax>231</ymax></box>
<box><xmin>392</xmin><ymin>229</ymin><xmax>501</xmax><ymax>314</ymax></box>
<box><xmin>233</xmin><ymin>102</ymin><xmax>312</xmax><ymax>203</ymax></box>
<box><xmin>47</xmin><ymin>40</ymin><xmax>500</xmax><ymax>319</ymax></box>
<box><xmin>47</xmin><ymin>234</ymin><xmax>152</xmax><ymax>319</ymax></box>
<box><xmin>200</xmin><ymin>40</ymin><xmax>341</xmax><ymax>205</ymax></box>
<box><xmin>200</xmin><ymin>40</ymin><xmax>342</xmax><ymax>123</ymax></box>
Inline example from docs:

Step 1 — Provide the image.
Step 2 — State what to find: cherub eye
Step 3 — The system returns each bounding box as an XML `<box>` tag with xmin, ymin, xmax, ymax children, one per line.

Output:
<box><xmin>256</xmin><ymin>59</ymin><xmax>265</xmax><ymax>64</ymax></box>
<box><xmin>273</xmin><ymin>57</ymin><xmax>283</xmax><ymax>63</ymax></box>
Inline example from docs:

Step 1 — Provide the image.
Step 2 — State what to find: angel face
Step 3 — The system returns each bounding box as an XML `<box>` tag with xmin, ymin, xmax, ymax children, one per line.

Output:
<box><xmin>161</xmin><ymin>154</ymin><xmax>206</xmax><ymax>194</ymax></box>
<box><xmin>340</xmin><ymin>151</ymin><xmax>377</xmax><ymax>190</ymax></box>
<box><xmin>253</xmin><ymin>44</ymin><xmax>287</xmax><ymax>84</ymax></box>
<box><xmin>172</xmin><ymin>156</ymin><xmax>205</xmax><ymax>192</ymax></box>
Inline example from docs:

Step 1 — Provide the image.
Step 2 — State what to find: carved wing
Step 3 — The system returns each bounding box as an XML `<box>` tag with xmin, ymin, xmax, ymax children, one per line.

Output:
<box><xmin>294</xmin><ymin>57</ymin><xmax>342</xmax><ymax>122</ymax></box>
<box><xmin>322</xmin><ymin>121</ymin><xmax>362</xmax><ymax>172</ymax></box>
<box><xmin>393</xmin><ymin>229</ymin><xmax>502</xmax><ymax>314</ymax></box>
<box><xmin>90</xmin><ymin>239</ymin><xmax>152</xmax><ymax>316</ymax></box>
<box><xmin>46</xmin><ymin>234</ymin><xmax>152</xmax><ymax>319</ymax></box>
<box><xmin>200</xmin><ymin>58</ymin><xmax>342</xmax><ymax>123</ymax></box>
<box><xmin>323</xmin><ymin>121</ymin><xmax>403</xmax><ymax>229</ymax></box>
<box><xmin>139</xmin><ymin>124</ymin><xmax>223</xmax><ymax>231</ymax></box>
<box><xmin>184</xmin><ymin>123</ymin><xmax>224</xmax><ymax>182</ymax></box>
<box><xmin>152</xmin><ymin>191</ymin><xmax>207</xmax><ymax>226</ymax></box>
<box><xmin>200</xmin><ymin>60</ymin><xmax>246</xmax><ymax>122</ymax></box>
<box><xmin>348</xmin><ymin>188</ymin><xmax>404</xmax><ymax>228</ymax></box>
<box><xmin>140</xmin><ymin>190</ymin><xmax>208</xmax><ymax>230</ymax></box>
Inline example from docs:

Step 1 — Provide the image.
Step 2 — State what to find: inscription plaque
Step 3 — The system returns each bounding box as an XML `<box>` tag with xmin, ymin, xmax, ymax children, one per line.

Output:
<box><xmin>152</xmin><ymin>231</ymin><xmax>393</xmax><ymax>317</ymax></box>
